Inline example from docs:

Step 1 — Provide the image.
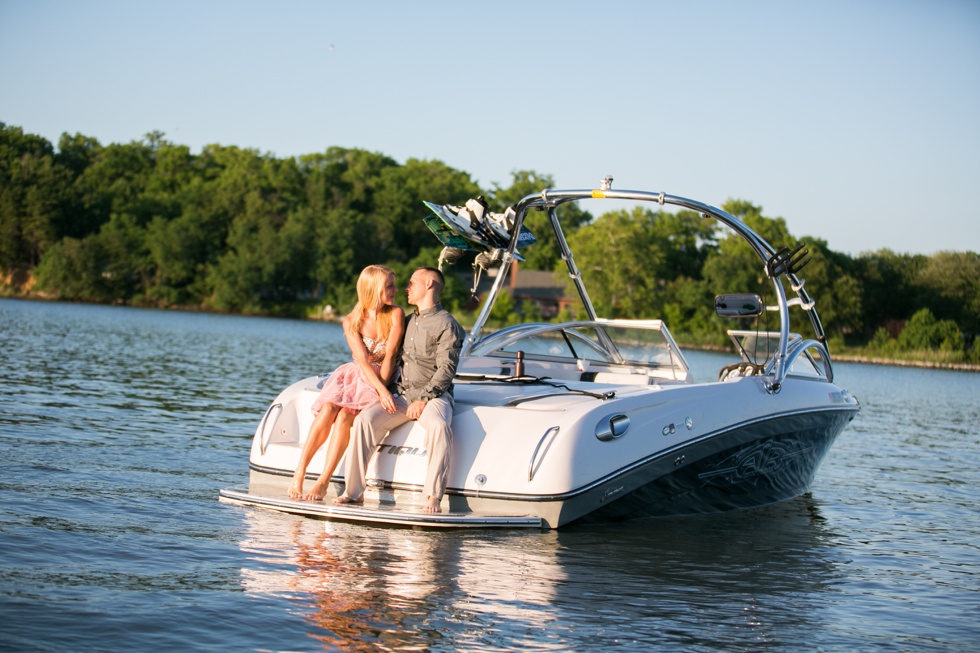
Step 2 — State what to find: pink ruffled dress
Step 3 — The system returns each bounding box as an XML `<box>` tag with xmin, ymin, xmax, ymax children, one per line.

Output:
<box><xmin>311</xmin><ymin>335</ymin><xmax>387</xmax><ymax>415</ymax></box>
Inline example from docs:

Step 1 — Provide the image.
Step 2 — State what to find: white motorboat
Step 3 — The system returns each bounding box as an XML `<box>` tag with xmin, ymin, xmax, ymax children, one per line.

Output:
<box><xmin>220</xmin><ymin>179</ymin><xmax>860</xmax><ymax>528</ymax></box>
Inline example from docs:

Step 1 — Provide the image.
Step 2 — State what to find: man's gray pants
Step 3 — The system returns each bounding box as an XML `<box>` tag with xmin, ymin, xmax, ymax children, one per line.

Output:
<box><xmin>342</xmin><ymin>394</ymin><xmax>453</xmax><ymax>503</ymax></box>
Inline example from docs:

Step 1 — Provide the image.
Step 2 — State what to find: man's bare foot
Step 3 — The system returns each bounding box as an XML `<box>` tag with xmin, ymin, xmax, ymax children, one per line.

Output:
<box><xmin>424</xmin><ymin>496</ymin><xmax>442</xmax><ymax>513</ymax></box>
<box><xmin>332</xmin><ymin>495</ymin><xmax>362</xmax><ymax>506</ymax></box>
<box><xmin>287</xmin><ymin>472</ymin><xmax>305</xmax><ymax>499</ymax></box>
<box><xmin>303</xmin><ymin>481</ymin><xmax>328</xmax><ymax>502</ymax></box>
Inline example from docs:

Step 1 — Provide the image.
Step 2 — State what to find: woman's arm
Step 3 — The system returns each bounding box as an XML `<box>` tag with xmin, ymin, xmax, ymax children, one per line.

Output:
<box><xmin>378</xmin><ymin>307</ymin><xmax>405</xmax><ymax>385</ymax></box>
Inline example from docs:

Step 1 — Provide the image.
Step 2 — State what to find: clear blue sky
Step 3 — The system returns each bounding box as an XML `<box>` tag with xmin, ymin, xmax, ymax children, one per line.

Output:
<box><xmin>2</xmin><ymin>0</ymin><xmax>978</xmax><ymax>256</ymax></box>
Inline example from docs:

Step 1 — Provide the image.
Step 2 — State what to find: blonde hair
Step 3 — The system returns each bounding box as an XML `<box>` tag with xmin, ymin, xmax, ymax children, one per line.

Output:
<box><xmin>348</xmin><ymin>265</ymin><xmax>396</xmax><ymax>340</ymax></box>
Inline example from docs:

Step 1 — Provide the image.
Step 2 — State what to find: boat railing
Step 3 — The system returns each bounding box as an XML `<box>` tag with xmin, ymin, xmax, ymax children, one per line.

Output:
<box><xmin>782</xmin><ymin>338</ymin><xmax>835</xmax><ymax>384</ymax></box>
<box><xmin>528</xmin><ymin>426</ymin><xmax>560</xmax><ymax>482</ymax></box>
<box><xmin>258</xmin><ymin>402</ymin><xmax>283</xmax><ymax>455</ymax></box>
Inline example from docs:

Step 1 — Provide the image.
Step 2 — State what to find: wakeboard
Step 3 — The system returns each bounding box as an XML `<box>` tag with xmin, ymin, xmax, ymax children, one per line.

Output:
<box><xmin>422</xmin><ymin>200</ymin><xmax>537</xmax><ymax>254</ymax></box>
<box><xmin>423</xmin><ymin>201</ymin><xmax>497</xmax><ymax>251</ymax></box>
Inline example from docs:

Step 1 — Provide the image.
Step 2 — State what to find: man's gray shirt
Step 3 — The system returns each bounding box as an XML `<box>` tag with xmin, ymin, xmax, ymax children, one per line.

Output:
<box><xmin>395</xmin><ymin>303</ymin><xmax>464</xmax><ymax>403</ymax></box>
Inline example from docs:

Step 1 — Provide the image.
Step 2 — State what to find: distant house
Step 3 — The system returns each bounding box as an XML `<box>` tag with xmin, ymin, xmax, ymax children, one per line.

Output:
<box><xmin>469</xmin><ymin>263</ymin><xmax>575</xmax><ymax>318</ymax></box>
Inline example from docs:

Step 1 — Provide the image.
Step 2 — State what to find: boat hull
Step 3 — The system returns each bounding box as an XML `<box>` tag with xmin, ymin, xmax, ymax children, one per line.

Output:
<box><xmin>570</xmin><ymin>408</ymin><xmax>852</xmax><ymax>524</ymax></box>
<box><xmin>222</xmin><ymin>383</ymin><xmax>857</xmax><ymax>528</ymax></box>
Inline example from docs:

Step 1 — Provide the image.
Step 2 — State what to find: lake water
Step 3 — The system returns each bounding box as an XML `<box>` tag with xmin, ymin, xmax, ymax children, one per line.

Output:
<box><xmin>1</xmin><ymin>298</ymin><xmax>978</xmax><ymax>652</ymax></box>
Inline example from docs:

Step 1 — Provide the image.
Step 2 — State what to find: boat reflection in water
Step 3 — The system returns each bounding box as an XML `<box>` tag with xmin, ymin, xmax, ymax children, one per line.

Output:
<box><xmin>237</xmin><ymin>509</ymin><xmax>564</xmax><ymax>650</ymax></box>
<box><xmin>234</xmin><ymin>494</ymin><xmax>844</xmax><ymax>650</ymax></box>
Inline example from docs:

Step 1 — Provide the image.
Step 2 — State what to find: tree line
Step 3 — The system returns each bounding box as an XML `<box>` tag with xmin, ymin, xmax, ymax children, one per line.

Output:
<box><xmin>1</xmin><ymin>122</ymin><xmax>977</xmax><ymax>363</ymax></box>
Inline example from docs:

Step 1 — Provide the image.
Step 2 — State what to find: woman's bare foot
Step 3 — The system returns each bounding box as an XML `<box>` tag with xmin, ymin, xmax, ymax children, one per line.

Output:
<box><xmin>303</xmin><ymin>481</ymin><xmax>329</xmax><ymax>502</ymax></box>
<box><xmin>332</xmin><ymin>495</ymin><xmax>362</xmax><ymax>506</ymax></box>
<box><xmin>287</xmin><ymin>471</ymin><xmax>305</xmax><ymax>499</ymax></box>
<box><xmin>424</xmin><ymin>496</ymin><xmax>442</xmax><ymax>513</ymax></box>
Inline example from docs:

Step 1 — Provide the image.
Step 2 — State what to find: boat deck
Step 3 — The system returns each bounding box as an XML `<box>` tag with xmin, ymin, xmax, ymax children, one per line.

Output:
<box><xmin>218</xmin><ymin>484</ymin><xmax>544</xmax><ymax>529</ymax></box>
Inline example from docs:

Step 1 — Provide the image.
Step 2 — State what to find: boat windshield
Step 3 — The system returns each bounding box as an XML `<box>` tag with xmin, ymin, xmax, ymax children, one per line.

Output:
<box><xmin>729</xmin><ymin>330</ymin><xmax>799</xmax><ymax>365</ymax></box>
<box><xmin>468</xmin><ymin>320</ymin><xmax>690</xmax><ymax>381</ymax></box>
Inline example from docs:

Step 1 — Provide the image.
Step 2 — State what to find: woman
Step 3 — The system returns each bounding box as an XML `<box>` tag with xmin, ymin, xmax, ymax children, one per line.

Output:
<box><xmin>289</xmin><ymin>265</ymin><xmax>405</xmax><ymax>501</ymax></box>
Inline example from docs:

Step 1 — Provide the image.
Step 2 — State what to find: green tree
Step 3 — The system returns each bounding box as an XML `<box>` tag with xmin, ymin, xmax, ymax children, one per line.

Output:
<box><xmin>662</xmin><ymin>276</ymin><xmax>721</xmax><ymax>345</ymax></box>
<box><xmin>0</xmin><ymin>123</ymin><xmax>65</xmax><ymax>269</ymax></box>
<box><xmin>97</xmin><ymin>213</ymin><xmax>151</xmax><ymax>300</ymax></box>
<box><xmin>72</xmin><ymin>138</ymin><xmax>155</xmax><ymax>229</ymax></box>
<box><xmin>898</xmin><ymin>308</ymin><xmax>963</xmax><ymax>352</ymax></box>
<box><xmin>189</xmin><ymin>144</ymin><xmax>307</xmax><ymax>309</ymax></box>
<box><xmin>564</xmin><ymin>207</ymin><xmax>666</xmax><ymax>317</ymax></box>
<box><xmin>55</xmin><ymin>132</ymin><xmax>102</xmax><ymax>179</ymax></box>
<box><xmin>373</xmin><ymin>158</ymin><xmax>481</xmax><ymax>262</ymax></box>
<box><xmin>657</xmin><ymin>209</ymin><xmax>719</xmax><ymax>280</ymax></box>
<box><xmin>489</xmin><ymin>170</ymin><xmax>592</xmax><ymax>271</ymax></box>
<box><xmin>488</xmin><ymin>289</ymin><xmax>518</xmax><ymax>327</ymax></box>
<box><xmin>703</xmin><ymin>200</ymin><xmax>796</xmax><ymax>293</ymax></box>
<box><xmin>915</xmin><ymin>251</ymin><xmax>980</xmax><ymax>336</ymax></box>
<box><xmin>298</xmin><ymin>147</ymin><xmax>403</xmax><ymax>290</ymax></box>
<box><xmin>142</xmin><ymin>140</ymin><xmax>195</xmax><ymax>219</ymax></box>
<box><xmin>54</xmin><ymin>132</ymin><xmax>104</xmax><ymax>241</ymax></box>
<box><xmin>145</xmin><ymin>208</ymin><xmax>213</xmax><ymax>306</ymax></box>
<box><xmin>853</xmin><ymin>249</ymin><xmax>926</xmax><ymax>336</ymax></box>
<box><xmin>10</xmin><ymin>120</ymin><xmax>980</xmax><ymax>363</ymax></box>
<box><xmin>868</xmin><ymin>326</ymin><xmax>899</xmax><ymax>356</ymax></box>
<box><xmin>19</xmin><ymin>155</ymin><xmax>66</xmax><ymax>266</ymax></box>
<box><xmin>34</xmin><ymin>236</ymin><xmax>108</xmax><ymax>300</ymax></box>
<box><xmin>207</xmin><ymin>191</ymin><xmax>297</xmax><ymax>313</ymax></box>
<box><xmin>312</xmin><ymin>207</ymin><xmax>367</xmax><ymax>307</ymax></box>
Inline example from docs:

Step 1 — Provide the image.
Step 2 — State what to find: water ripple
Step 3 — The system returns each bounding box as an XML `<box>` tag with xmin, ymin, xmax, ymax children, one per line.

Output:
<box><xmin>1</xmin><ymin>299</ymin><xmax>978</xmax><ymax>651</ymax></box>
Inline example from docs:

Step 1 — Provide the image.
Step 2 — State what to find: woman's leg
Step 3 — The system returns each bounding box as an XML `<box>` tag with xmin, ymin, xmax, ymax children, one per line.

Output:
<box><xmin>304</xmin><ymin>408</ymin><xmax>356</xmax><ymax>501</ymax></box>
<box><xmin>288</xmin><ymin>403</ymin><xmax>341</xmax><ymax>498</ymax></box>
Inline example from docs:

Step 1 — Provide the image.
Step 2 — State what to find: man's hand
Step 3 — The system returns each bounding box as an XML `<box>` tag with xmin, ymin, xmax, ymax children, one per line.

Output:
<box><xmin>406</xmin><ymin>399</ymin><xmax>427</xmax><ymax>420</ymax></box>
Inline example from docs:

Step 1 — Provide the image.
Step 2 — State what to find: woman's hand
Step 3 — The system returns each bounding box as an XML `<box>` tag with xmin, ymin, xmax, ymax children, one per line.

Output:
<box><xmin>379</xmin><ymin>390</ymin><xmax>396</xmax><ymax>414</ymax></box>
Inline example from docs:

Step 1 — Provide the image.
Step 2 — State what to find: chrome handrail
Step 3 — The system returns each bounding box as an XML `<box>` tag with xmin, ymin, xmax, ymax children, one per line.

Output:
<box><xmin>784</xmin><ymin>338</ymin><xmax>834</xmax><ymax>383</ymax></box>
<box><xmin>528</xmin><ymin>426</ymin><xmax>560</xmax><ymax>482</ymax></box>
<box><xmin>258</xmin><ymin>402</ymin><xmax>283</xmax><ymax>455</ymax></box>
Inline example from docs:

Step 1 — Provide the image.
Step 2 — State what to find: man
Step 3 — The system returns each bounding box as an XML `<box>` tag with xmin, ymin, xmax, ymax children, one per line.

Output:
<box><xmin>334</xmin><ymin>266</ymin><xmax>465</xmax><ymax>513</ymax></box>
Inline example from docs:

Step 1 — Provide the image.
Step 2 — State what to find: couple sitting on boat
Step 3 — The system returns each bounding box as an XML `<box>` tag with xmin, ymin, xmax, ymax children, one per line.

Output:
<box><xmin>288</xmin><ymin>265</ymin><xmax>465</xmax><ymax>513</ymax></box>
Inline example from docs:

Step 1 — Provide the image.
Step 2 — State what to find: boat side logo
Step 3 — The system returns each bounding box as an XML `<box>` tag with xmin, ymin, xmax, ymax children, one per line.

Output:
<box><xmin>376</xmin><ymin>444</ymin><xmax>428</xmax><ymax>457</ymax></box>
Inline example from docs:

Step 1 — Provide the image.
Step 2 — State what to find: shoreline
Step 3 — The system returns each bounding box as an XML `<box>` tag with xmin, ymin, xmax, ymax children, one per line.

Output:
<box><xmin>830</xmin><ymin>355</ymin><xmax>980</xmax><ymax>372</ymax></box>
<box><xmin>677</xmin><ymin>341</ymin><xmax>980</xmax><ymax>372</ymax></box>
<box><xmin>2</xmin><ymin>294</ymin><xmax>977</xmax><ymax>372</ymax></box>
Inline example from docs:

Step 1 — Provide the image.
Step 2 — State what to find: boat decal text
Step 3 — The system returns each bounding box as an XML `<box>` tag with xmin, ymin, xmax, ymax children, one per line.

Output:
<box><xmin>376</xmin><ymin>444</ymin><xmax>428</xmax><ymax>457</ymax></box>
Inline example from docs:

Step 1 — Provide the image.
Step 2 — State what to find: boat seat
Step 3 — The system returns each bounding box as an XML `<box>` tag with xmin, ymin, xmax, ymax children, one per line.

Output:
<box><xmin>718</xmin><ymin>361</ymin><xmax>767</xmax><ymax>382</ymax></box>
